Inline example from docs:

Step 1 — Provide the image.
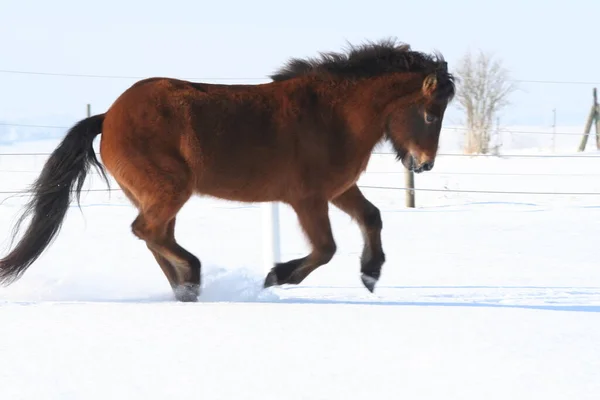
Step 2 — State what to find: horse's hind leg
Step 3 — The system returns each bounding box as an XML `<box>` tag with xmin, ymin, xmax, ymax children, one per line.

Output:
<box><xmin>331</xmin><ymin>184</ymin><xmax>385</xmax><ymax>292</ymax></box>
<box><xmin>145</xmin><ymin>219</ymin><xmax>181</xmax><ymax>290</ymax></box>
<box><xmin>116</xmin><ymin>164</ymin><xmax>200</xmax><ymax>302</ymax></box>
<box><xmin>132</xmin><ymin>208</ymin><xmax>200</xmax><ymax>302</ymax></box>
<box><xmin>119</xmin><ymin>186</ymin><xmax>180</xmax><ymax>289</ymax></box>
<box><xmin>264</xmin><ymin>197</ymin><xmax>336</xmax><ymax>288</ymax></box>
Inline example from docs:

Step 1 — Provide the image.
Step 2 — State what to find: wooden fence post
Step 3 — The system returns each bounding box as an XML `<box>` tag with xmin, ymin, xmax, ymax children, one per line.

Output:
<box><xmin>578</xmin><ymin>88</ymin><xmax>598</xmax><ymax>152</ymax></box>
<box><xmin>595</xmin><ymin>92</ymin><xmax>600</xmax><ymax>150</ymax></box>
<box><xmin>405</xmin><ymin>167</ymin><xmax>415</xmax><ymax>208</ymax></box>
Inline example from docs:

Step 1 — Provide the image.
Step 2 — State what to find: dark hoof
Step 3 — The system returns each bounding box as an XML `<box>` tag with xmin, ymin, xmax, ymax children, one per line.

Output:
<box><xmin>263</xmin><ymin>259</ymin><xmax>307</xmax><ymax>289</ymax></box>
<box><xmin>361</xmin><ymin>273</ymin><xmax>378</xmax><ymax>293</ymax></box>
<box><xmin>263</xmin><ymin>269</ymin><xmax>279</xmax><ymax>288</ymax></box>
<box><xmin>174</xmin><ymin>283</ymin><xmax>200</xmax><ymax>302</ymax></box>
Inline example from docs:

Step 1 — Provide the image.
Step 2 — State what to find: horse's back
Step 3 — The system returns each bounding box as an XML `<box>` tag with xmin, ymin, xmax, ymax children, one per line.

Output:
<box><xmin>99</xmin><ymin>76</ymin><xmax>370</xmax><ymax>203</ymax></box>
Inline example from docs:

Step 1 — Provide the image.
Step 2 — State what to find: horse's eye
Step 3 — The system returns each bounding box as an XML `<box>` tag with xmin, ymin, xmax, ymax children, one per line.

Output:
<box><xmin>425</xmin><ymin>113</ymin><xmax>436</xmax><ymax>123</ymax></box>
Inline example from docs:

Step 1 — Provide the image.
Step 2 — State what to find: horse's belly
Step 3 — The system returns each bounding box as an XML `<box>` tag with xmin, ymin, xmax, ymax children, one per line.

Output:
<box><xmin>192</xmin><ymin>159</ymin><xmax>289</xmax><ymax>202</ymax></box>
<box><xmin>190</xmin><ymin>149</ymin><xmax>370</xmax><ymax>203</ymax></box>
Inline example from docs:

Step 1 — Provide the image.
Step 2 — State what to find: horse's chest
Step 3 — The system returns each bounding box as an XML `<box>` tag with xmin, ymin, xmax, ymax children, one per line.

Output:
<box><xmin>326</xmin><ymin>155</ymin><xmax>370</xmax><ymax>197</ymax></box>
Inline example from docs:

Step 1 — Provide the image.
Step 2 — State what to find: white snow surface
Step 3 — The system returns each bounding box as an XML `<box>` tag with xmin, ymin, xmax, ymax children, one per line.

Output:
<box><xmin>1</xmin><ymin>127</ymin><xmax>600</xmax><ymax>399</ymax></box>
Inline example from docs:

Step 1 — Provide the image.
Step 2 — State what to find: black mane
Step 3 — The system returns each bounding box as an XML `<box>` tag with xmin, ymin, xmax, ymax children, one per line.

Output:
<box><xmin>270</xmin><ymin>38</ymin><xmax>448</xmax><ymax>82</ymax></box>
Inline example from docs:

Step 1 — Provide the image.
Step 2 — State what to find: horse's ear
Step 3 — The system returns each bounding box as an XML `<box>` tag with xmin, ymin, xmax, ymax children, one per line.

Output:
<box><xmin>422</xmin><ymin>73</ymin><xmax>438</xmax><ymax>98</ymax></box>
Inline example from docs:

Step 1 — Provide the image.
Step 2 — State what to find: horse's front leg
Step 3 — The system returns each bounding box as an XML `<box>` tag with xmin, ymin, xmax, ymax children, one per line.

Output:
<box><xmin>263</xmin><ymin>197</ymin><xmax>336</xmax><ymax>288</ymax></box>
<box><xmin>331</xmin><ymin>184</ymin><xmax>385</xmax><ymax>292</ymax></box>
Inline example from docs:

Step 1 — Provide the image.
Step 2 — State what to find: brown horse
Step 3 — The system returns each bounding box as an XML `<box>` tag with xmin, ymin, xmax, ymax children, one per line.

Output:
<box><xmin>0</xmin><ymin>38</ymin><xmax>455</xmax><ymax>302</ymax></box>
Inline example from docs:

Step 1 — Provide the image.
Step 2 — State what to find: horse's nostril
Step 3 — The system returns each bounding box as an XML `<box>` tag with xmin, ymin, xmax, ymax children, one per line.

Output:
<box><xmin>422</xmin><ymin>161</ymin><xmax>434</xmax><ymax>171</ymax></box>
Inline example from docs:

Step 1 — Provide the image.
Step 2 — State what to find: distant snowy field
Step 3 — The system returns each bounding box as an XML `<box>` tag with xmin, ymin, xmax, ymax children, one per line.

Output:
<box><xmin>1</xmin><ymin>126</ymin><xmax>599</xmax><ymax>399</ymax></box>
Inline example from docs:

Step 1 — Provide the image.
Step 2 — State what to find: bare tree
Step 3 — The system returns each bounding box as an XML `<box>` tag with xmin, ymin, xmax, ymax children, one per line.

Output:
<box><xmin>454</xmin><ymin>50</ymin><xmax>517</xmax><ymax>154</ymax></box>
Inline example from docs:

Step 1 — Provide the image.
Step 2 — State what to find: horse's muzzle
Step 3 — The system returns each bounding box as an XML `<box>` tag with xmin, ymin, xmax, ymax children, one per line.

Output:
<box><xmin>402</xmin><ymin>154</ymin><xmax>434</xmax><ymax>173</ymax></box>
<box><xmin>413</xmin><ymin>160</ymin><xmax>434</xmax><ymax>173</ymax></box>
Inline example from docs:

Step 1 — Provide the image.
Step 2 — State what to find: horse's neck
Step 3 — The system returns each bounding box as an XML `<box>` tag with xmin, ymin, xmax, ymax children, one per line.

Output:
<box><xmin>341</xmin><ymin>75</ymin><xmax>424</xmax><ymax>144</ymax></box>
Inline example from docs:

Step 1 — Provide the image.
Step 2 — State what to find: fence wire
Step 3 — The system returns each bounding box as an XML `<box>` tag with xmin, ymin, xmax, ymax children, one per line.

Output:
<box><xmin>1</xmin><ymin>69</ymin><xmax>599</xmax><ymax>200</ymax></box>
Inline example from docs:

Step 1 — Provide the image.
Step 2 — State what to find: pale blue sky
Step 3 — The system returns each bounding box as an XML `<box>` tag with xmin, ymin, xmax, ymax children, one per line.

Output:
<box><xmin>1</xmin><ymin>0</ymin><xmax>598</xmax><ymax>134</ymax></box>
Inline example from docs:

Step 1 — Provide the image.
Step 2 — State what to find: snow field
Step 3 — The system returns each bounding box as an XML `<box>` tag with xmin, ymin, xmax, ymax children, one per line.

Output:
<box><xmin>0</xmin><ymin>127</ymin><xmax>599</xmax><ymax>399</ymax></box>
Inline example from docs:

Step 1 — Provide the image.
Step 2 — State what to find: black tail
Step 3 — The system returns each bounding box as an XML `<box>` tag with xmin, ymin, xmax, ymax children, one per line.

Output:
<box><xmin>0</xmin><ymin>114</ymin><xmax>110</xmax><ymax>285</ymax></box>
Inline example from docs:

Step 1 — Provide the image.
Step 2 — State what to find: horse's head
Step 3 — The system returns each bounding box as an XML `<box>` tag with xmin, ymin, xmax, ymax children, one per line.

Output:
<box><xmin>385</xmin><ymin>67</ymin><xmax>455</xmax><ymax>173</ymax></box>
<box><xmin>269</xmin><ymin>39</ymin><xmax>455</xmax><ymax>173</ymax></box>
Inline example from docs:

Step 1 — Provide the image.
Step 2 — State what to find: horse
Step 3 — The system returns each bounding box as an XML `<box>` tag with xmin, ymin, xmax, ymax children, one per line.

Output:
<box><xmin>0</xmin><ymin>38</ymin><xmax>455</xmax><ymax>302</ymax></box>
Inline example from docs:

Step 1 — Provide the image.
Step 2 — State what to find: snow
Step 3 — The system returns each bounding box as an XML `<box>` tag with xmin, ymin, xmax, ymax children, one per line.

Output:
<box><xmin>1</xmin><ymin>126</ymin><xmax>600</xmax><ymax>399</ymax></box>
